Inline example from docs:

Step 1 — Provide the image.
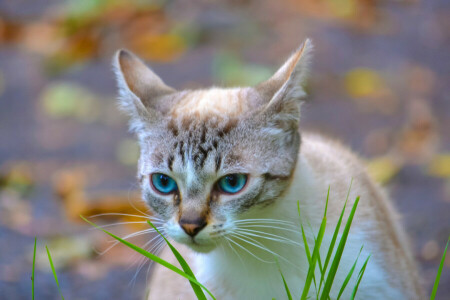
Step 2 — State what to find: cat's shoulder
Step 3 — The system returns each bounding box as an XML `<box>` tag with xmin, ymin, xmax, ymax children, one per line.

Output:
<box><xmin>300</xmin><ymin>131</ymin><xmax>365</xmax><ymax>173</ymax></box>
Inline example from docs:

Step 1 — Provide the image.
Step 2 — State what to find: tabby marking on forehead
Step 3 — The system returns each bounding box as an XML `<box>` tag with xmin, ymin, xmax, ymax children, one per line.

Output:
<box><xmin>170</xmin><ymin>88</ymin><xmax>250</xmax><ymax>118</ymax></box>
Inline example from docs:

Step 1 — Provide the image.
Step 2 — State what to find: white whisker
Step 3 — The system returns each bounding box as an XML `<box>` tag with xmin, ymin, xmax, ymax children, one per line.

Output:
<box><xmin>236</xmin><ymin>224</ymin><xmax>300</xmax><ymax>233</ymax></box>
<box><xmin>88</xmin><ymin>213</ymin><xmax>161</xmax><ymax>221</ymax></box>
<box><xmin>224</xmin><ymin>237</ymin><xmax>248</xmax><ymax>273</ymax></box>
<box><xmin>235</xmin><ymin>228</ymin><xmax>301</xmax><ymax>246</ymax></box>
<box><xmin>130</xmin><ymin>235</ymin><xmax>166</xmax><ymax>287</ymax></box>
<box><xmin>88</xmin><ymin>221</ymin><xmax>161</xmax><ymax>231</ymax></box>
<box><xmin>96</xmin><ymin>229</ymin><xmax>154</xmax><ymax>255</ymax></box>
<box><xmin>232</xmin><ymin>218</ymin><xmax>296</xmax><ymax>226</ymax></box>
<box><xmin>226</xmin><ymin>235</ymin><xmax>273</xmax><ymax>263</ymax></box>
<box><xmin>128</xmin><ymin>194</ymin><xmax>152</xmax><ymax>218</ymax></box>
<box><xmin>231</xmin><ymin>232</ymin><xmax>299</xmax><ymax>269</ymax></box>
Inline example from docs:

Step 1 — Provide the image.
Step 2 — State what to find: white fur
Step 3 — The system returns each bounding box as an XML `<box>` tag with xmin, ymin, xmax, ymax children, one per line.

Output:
<box><xmin>190</xmin><ymin>156</ymin><xmax>406</xmax><ymax>300</ymax></box>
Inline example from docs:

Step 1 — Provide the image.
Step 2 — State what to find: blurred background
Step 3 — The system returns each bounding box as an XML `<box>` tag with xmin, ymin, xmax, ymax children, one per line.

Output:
<box><xmin>0</xmin><ymin>0</ymin><xmax>449</xmax><ymax>299</ymax></box>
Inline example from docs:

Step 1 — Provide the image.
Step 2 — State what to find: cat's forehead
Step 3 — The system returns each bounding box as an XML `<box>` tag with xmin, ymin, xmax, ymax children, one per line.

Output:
<box><xmin>168</xmin><ymin>87</ymin><xmax>261</xmax><ymax>120</ymax></box>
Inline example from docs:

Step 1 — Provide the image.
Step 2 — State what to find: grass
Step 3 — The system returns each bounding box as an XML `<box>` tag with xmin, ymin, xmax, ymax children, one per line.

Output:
<box><xmin>32</xmin><ymin>237</ymin><xmax>36</xmax><ymax>300</ymax></box>
<box><xmin>81</xmin><ymin>216</ymin><xmax>216</xmax><ymax>300</ymax></box>
<box><xmin>147</xmin><ymin>220</ymin><xmax>208</xmax><ymax>300</ymax></box>
<box><xmin>46</xmin><ymin>245</ymin><xmax>65</xmax><ymax>300</ymax></box>
<box><xmin>430</xmin><ymin>237</ymin><xmax>449</xmax><ymax>300</ymax></box>
<box><xmin>85</xmin><ymin>191</ymin><xmax>368</xmax><ymax>299</ymax></box>
<box><xmin>30</xmin><ymin>189</ymin><xmax>449</xmax><ymax>299</ymax></box>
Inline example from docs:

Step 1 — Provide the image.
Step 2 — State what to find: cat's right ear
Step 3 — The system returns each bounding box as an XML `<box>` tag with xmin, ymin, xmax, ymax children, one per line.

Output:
<box><xmin>113</xmin><ymin>49</ymin><xmax>175</xmax><ymax>133</ymax></box>
<box><xmin>253</xmin><ymin>40</ymin><xmax>313</xmax><ymax>142</ymax></box>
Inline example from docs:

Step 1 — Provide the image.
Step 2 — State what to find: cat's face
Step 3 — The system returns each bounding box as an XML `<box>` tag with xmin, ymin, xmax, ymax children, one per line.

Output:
<box><xmin>114</xmin><ymin>40</ymin><xmax>312</xmax><ymax>252</ymax></box>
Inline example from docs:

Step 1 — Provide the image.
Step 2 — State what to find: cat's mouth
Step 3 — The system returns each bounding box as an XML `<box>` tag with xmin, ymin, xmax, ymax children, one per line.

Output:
<box><xmin>183</xmin><ymin>238</ymin><xmax>217</xmax><ymax>253</ymax></box>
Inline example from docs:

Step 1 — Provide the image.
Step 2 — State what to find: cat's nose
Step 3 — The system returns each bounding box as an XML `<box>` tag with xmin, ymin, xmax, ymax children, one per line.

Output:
<box><xmin>179</xmin><ymin>217</ymin><xmax>207</xmax><ymax>237</ymax></box>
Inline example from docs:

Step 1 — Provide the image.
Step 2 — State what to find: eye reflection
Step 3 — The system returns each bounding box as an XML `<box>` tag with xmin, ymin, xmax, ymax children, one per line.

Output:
<box><xmin>151</xmin><ymin>173</ymin><xmax>178</xmax><ymax>194</ymax></box>
<box><xmin>218</xmin><ymin>174</ymin><xmax>247</xmax><ymax>194</ymax></box>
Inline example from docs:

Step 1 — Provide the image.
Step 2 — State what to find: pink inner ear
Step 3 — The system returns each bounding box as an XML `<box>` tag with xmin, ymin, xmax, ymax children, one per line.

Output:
<box><xmin>279</xmin><ymin>40</ymin><xmax>310</xmax><ymax>82</ymax></box>
<box><xmin>117</xmin><ymin>49</ymin><xmax>175</xmax><ymax>101</ymax></box>
<box><xmin>118</xmin><ymin>51</ymin><xmax>141</xmax><ymax>94</ymax></box>
<box><xmin>254</xmin><ymin>39</ymin><xmax>312</xmax><ymax>105</ymax></box>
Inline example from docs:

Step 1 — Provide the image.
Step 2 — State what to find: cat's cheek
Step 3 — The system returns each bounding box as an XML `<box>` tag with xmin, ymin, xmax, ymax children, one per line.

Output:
<box><xmin>143</xmin><ymin>190</ymin><xmax>174</xmax><ymax>219</ymax></box>
<box><xmin>218</xmin><ymin>183</ymin><xmax>265</xmax><ymax>214</ymax></box>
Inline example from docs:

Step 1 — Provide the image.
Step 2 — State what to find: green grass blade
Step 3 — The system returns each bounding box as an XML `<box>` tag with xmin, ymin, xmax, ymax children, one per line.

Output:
<box><xmin>301</xmin><ymin>215</ymin><xmax>327</xmax><ymax>300</ymax></box>
<box><xmin>430</xmin><ymin>236</ymin><xmax>449</xmax><ymax>300</ymax></box>
<box><xmin>298</xmin><ymin>201</ymin><xmax>312</xmax><ymax>263</ymax></box>
<box><xmin>319</xmin><ymin>181</ymin><xmax>352</xmax><ymax>293</ymax></box>
<box><xmin>310</xmin><ymin>231</ymin><xmax>326</xmax><ymax>297</ymax></box>
<box><xmin>81</xmin><ymin>216</ymin><xmax>216</xmax><ymax>300</ymax></box>
<box><xmin>320</xmin><ymin>196</ymin><xmax>360</xmax><ymax>300</ymax></box>
<box><xmin>337</xmin><ymin>246</ymin><xmax>363</xmax><ymax>300</ymax></box>
<box><xmin>350</xmin><ymin>254</ymin><xmax>370</xmax><ymax>300</ymax></box>
<box><xmin>298</xmin><ymin>201</ymin><xmax>321</xmax><ymax>297</ymax></box>
<box><xmin>279</xmin><ymin>267</ymin><xmax>293</xmax><ymax>300</ymax></box>
<box><xmin>147</xmin><ymin>220</ymin><xmax>207</xmax><ymax>300</ymax></box>
<box><xmin>324</xmin><ymin>186</ymin><xmax>330</xmax><ymax>218</ymax></box>
<box><xmin>32</xmin><ymin>237</ymin><xmax>37</xmax><ymax>300</ymax></box>
<box><xmin>46</xmin><ymin>246</ymin><xmax>65</xmax><ymax>300</ymax></box>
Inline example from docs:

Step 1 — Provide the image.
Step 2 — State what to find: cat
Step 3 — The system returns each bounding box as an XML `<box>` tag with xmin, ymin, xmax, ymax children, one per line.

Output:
<box><xmin>113</xmin><ymin>39</ymin><xmax>424</xmax><ymax>299</ymax></box>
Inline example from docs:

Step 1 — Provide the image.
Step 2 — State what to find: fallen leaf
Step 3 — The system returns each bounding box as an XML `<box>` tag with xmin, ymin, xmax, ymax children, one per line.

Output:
<box><xmin>0</xmin><ymin>190</ymin><xmax>32</xmax><ymax>229</ymax></box>
<box><xmin>421</xmin><ymin>240</ymin><xmax>440</xmax><ymax>261</ymax></box>
<box><xmin>52</xmin><ymin>168</ymin><xmax>148</xmax><ymax>225</ymax></box>
<box><xmin>45</xmin><ymin>33</ymin><xmax>99</xmax><ymax>73</ymax></box>
<box><xmin>366</xmin><ymin>156</ymin><xmax>401</xmax><ymax>184</ymax></box>
<box><xmin>427</xmin><ymin>154</ymin><xmax>450</xmax><ymax>178</ymax></box>
<box><xmin>0</xmin><ymin>162</ymin><xmax>34</xmax><ymax>196</ymax></box>
<box><xmin>116</xmin><ymin>139</ymin><xmax>140</xmax><ymax>167</ymax></box>
<box><xmin>405</xmin><ymin>64</ymin><xmax>436</xmax><ymax>96</ymax></box>
<box><xmin>344</xmin><ymin>68</ymin><xmax>385</xmax><ymax>98</ymax></box>
<box><xmin>394</xmin><ymin>99</ymin><xmax>439</xmax><ymax>164</ymax></box>
<box><xmin>21</xmin><ymin>22</ymin><xmax>59</xmax><ymax>55</ymax></box>
<box><xmin>325</xmin><ymin>0</ymin><xmax>358</xmax><ymax>18</ymax></box>
<box><xmin>213</xmin><ymin>52</ymin><xmax>273</xmax><ymax>86</ymax></box>
<box><xmin>130</xmin><ymin>33</ymin><xmax>186</xmax><ymax>62</ymax></box>
<box><xmin>33</xmin><ymin>236</ymin><xmax>93</xmax><ymax>271</ymax></box>
<box><xmin>40</xmin><ymin>82</ymin><xmax>101</xmax><ymax>122</ymax></box>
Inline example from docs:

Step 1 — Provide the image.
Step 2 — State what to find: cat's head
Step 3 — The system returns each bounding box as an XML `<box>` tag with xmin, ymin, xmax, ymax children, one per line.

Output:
<box><xmin>113</xmin><ymin>40</ymin><xmax>312</xmax><ymax>253</ymax></box>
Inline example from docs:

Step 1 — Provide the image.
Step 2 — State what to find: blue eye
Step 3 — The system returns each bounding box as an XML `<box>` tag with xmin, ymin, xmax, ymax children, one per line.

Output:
<box><xmin>151</xmin><ymin>173</ymin><xmax>178</xmax><ymax>194</ymax></box>
<box><xmin>218</xmin><ymin>174</ymin><xmax>247</xmax><ymax>194</ymax></box>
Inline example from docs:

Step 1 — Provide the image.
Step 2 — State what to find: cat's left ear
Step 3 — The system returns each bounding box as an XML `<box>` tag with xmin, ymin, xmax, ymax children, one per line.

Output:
<box><xmin>255</xmin><ymin>39</ymin><xmax>313</xmax><ymax>129</ymax></box>
<box><xmin>113</xmin><ymin>49</ymin><xmax>176</xmax><ymax>133</ymax></box>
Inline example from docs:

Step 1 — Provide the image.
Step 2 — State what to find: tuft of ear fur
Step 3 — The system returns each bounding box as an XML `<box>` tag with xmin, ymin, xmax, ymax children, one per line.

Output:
<box><xmin>256</xmin><ymin>39</ymin><xmax>313</xmax><ymax>139</ymax></box>
<box><xmin>113</xmin><ymin>49</ymin><xmax>175</xmax><ymax>133</ymax></box>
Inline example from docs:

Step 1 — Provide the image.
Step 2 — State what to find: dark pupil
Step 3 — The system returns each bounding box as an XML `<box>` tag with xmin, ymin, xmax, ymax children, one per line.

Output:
<box><xmin>159</xmin><ymin>175</ymin><xmax>169</xmax><ymax>187</ymax></box>
<box><xmin>226</xmin><ymin>175</ymin><xmax>238</xmax><ymax>187</ymax></box>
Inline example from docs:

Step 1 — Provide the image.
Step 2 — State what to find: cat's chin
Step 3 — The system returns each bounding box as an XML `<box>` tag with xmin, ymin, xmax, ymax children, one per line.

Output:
<box><xmin>184</xmin><ymin>242</ymin><xmax>216</xmax><ymax>253</ymax></box>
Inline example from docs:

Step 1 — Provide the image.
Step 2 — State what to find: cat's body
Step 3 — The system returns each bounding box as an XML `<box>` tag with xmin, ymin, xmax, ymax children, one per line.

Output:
<box><xmin>147</xmin><ymin>133</ymin><xmax>423</xmax><ymax>299</ymax></box>
<box><xmin>113</xmin><ymin>40</ymin><xmax>423</xmax><ymax>299</ymax></box>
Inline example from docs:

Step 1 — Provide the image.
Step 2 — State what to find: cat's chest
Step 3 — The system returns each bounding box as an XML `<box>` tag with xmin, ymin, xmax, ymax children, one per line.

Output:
<box><xmin>193</xmin><ymin>231</ymin><xmax>404</xmax><ymax>300</ymax></box>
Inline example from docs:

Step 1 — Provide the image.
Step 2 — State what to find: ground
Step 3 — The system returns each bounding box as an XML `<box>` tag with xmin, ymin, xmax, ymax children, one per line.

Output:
<box><xmin>0</xmin><ymin>0</ymin><xmax>449</xmax><ymax>299</ymax></box>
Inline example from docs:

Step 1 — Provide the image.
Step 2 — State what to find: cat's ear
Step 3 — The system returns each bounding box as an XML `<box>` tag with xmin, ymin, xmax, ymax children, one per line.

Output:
<box><xmin>255</xmin><ymin>39</ymin><xmax>313</xmax><ymax>131</ymax></box>
<box><xmin>113</xmin><ymin>49</ymin><xmax>175</xmax><ymax>132</ymax></box>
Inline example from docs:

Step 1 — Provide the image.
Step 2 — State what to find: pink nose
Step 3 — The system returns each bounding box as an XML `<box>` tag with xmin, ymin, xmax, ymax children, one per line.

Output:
<box><xmin>179</xmin><ymin>217</ymin><xmax>207</xmax><ymax>237</ymax></box>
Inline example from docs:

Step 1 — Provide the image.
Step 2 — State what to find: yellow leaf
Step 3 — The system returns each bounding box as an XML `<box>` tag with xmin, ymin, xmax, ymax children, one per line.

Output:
<box><xmin>34</xmin><ymin>237</ymin><xmax>92</xmax><ymax>270</ymax></box>
<box><xmin>40</xmin><ymin>82</ymin><xmax>100</xmax><ymax>122</ymax></box>
<box><xmin>366</xmin><ymin>156</ymin><xmax>401</xmax><ymax>184</ymax></box>
<box><xmin>131</xmin><ymin>33</ymin><xmax>186</xmax><ymax>62</ymax></box>
<box><xmin>428</xmin><ymin>154</ymin><xmax>450</xmax><ymax>178</ymax></box>
<box><xmin>116</xmin><ymin>139</ymin><xmax>140</xmax><ymax>166</ymax></box>
<box><xmin>344</xmin><ymin>68</ymin><xmax>385</xmax><ymax>98</ymax></box>
<box><xmin>326</xmin><ymin>0</ymin><xmax>358</xmax><ymax>18</ymax></box>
